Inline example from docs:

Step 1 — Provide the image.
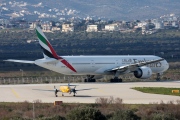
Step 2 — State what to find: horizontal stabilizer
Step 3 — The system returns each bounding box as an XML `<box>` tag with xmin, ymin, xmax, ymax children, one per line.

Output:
<box><xmin>42</xmin><ymin>58</ymin><xmax>58</xmax><ymax>64</ymax></box>
<box><xmin>4</xmin><ymin>59</ymin><xmax>34</xmax><ymax>64</ymax></box>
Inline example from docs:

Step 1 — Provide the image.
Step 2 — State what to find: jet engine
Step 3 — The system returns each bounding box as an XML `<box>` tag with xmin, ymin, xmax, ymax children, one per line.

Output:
<box><xmin>134</xmin><ymin>66</ymin><xmax>152</xmax><ymax>79</ymax></box>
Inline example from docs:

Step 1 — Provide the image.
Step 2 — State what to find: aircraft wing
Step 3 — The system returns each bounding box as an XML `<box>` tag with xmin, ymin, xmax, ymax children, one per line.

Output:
<box><xmin>57</xmin><ymin>84</ymin><xmax>78</xmax><ymax>87</ymax></box>
<box><xmin>75</xmin><ymin>88</ymin><xmax>97</xmax><ymax>91</ymax></box>
<box><xmin>4</xmin><ymin>59</ymin><xmax>35</xmax><ymax>64</ymax></box>
<box><xmin>32</xmin><ymin>89</ymin><xmax>61</xmax><ymax>92</ymax></box>
<box><xmin>109</xmin><ymin>58</ymin><xmax>164</xmax><ymax>73</ymax></box>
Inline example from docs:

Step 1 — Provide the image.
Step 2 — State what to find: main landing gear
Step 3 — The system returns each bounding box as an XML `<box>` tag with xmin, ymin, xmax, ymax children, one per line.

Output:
<box><xmin>156</xmin><ymin>73</ymin><xmax>162</xmax><ymax>81</ymax></box>
<box><xmin>110</xmin><ymin>71</ymin><xmax>123</xmax><ymax>82</ymax></box>
<box><xmin>84</xmin><ymin>75</ymin><xmax>96</xmax><ymax>82</ymax></box>
<box><xmin>84</xmin><ymin>75</ymin><xmax>123</xmax><ymax>83</ymax></box>
<box><xmin>110</xmin><ymin>77</ymin><xmax>122</xmax><ymax>82</ymax></box>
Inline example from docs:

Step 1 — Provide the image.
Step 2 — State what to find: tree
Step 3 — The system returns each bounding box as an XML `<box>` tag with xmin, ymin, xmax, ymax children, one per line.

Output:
<box><xmin>109</xmin><ymin>109</ymin><xmax>140</xmax><ymax>120</ymax></box>
<box><xmin>66</xmin><ymin>106</ymin><xmax>106</xmax><ymax>120</ymax></box>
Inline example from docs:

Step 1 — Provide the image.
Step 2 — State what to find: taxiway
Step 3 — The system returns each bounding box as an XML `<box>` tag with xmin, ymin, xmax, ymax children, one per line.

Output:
<box><xmin>0</xmin><ymin>81</ymin><xmax>179</xmax><ymax>104</ymax></box>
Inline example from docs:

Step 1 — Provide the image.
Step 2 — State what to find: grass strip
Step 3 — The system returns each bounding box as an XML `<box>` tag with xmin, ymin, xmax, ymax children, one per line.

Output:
<box><xmin>132</xmin><ymin>87</ymin><xmax>180</xmax><ymax>96</ymax></box>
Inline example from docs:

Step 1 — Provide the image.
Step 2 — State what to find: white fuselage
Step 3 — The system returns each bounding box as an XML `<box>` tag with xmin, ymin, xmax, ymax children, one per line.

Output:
<box><xmin>35</xmin><ymin>55</ymin><xmax>169</xmax><ymax>75</ymax></box>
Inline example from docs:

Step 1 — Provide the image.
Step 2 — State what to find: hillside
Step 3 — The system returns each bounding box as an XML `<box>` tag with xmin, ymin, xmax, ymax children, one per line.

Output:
<box><xmin>0</xmin><ymin>0</ymin><xmax>180</xmax><ymax>20</ymax></box>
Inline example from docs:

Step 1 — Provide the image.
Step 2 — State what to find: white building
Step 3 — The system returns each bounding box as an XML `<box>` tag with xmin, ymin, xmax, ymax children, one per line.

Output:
<box><xmin>105</xmin><ymin>23</ymin><xmax>119</xmax><ymax>31</ymax></box>
<box><xmin>52</xmin><ymin>26</ymin><xmax>61</xmax><ymax>31</ymax></box>
<box><xmin>86</xmin><ymin>25</ymin><xmax>98</xmax><ymax>32</ymax></box>
<box><xmin>62</xmin><ymin>24</ymin><xmax>74</xmax><ymax>32</ymax></box>
<box><xmin>41</xmin><ymin>22</ymin><xmax>52</xmax><ymax>32</ymax></box>
<box><xmin>142</xmin><ymin>25</ymin><xmax>148</xmax><ymax>34</ymax></box>
<box><xmin>154</xmin><ymin>22</ymin><xmax>164</xmax><ymax>29</ymax></box>
<box><xmin>172</xmin><ymin>21</ymin><xmax>179</xmax><ymax>28</ymax></box>
<box><xmin>137</xmin><ymin>22</ymin><xmax>148</xmax><ymax>28</ymax></box>
<box><xmin>29</xmin><ymin>22</ymin><xmax>37</xmax><ymax>30</ymax></box>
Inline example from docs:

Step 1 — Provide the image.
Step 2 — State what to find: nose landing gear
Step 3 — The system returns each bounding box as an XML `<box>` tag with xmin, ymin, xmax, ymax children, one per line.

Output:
<box><xmin>156</xmin><ymin>73</ymin><xmax>162</xmax><ymax>81</ymax></box>
<box><xmin>84</xmin><ymin>75</ymin><xmax>96</xmax><ymax>82</ymax></box>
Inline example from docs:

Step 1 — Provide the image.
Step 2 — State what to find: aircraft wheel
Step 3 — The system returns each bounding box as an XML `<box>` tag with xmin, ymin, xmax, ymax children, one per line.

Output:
<box><xmin>156</xmin><ymin>73</ymin><xmax>161</xmax><ymax>81</ymax></box>
<box><xmin>156</xmin><ymin>78</ymin><xmax>160</xmax><ymax>81</ymax></box>
<box><xmin>92</xmin><ymin>78</ymin><xmax>96</xmax><ymax>82</ymax></box>
<box><xmin>88</xmin><ymin>78</ymin><xmax>96</xmax><ymax>82</ymax></box>
<box><xmin>84</xmin><ymin>78</ymin><xmax>96</xmax><ymax>82</ymax></box>
<box><xmin>110</xmin><ymin>78</ymin><xmax>122</xmax><ymax>83</ymax></box>
<box><xmin>84</xmin><ymin>79</ymin><xmax>87</xmax><ymax>82</ymax></box>
<box><xmin>118</xmin><ymin>78</ymin><xmax>122</xmax><ymax>82</ymax></box>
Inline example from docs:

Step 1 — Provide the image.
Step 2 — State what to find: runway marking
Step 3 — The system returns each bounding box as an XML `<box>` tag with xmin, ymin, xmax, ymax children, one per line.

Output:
<box><xmin>96</xmin><ymin>89</ymin><xmax>106</xmax><ymax>94</ymax></box>
<box><xmin>46</xmin><ymin>85</ymin><xmax>53</xmax><ymax>89</ymax></box>
<box><xmin>11</xmin><ymin>88</ymin><xmax>20</xmax><ymax>98</ymax></box>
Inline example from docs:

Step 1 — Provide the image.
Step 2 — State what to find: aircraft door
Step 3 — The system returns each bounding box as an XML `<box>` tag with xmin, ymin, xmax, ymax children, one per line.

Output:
<box><xmin>116</xmin><ymin>59</ymin><xmax>119</xmax><ymax>66</ymax></box>
<box><xmin>91</xmin><ymin>60</ymin><xmax>94</xmax><ymax>67</ymax></box>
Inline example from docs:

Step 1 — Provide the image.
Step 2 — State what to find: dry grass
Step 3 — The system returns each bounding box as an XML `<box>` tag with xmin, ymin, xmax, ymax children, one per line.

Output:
<box><xmin>0</xmin><ymin>97</ymin><xmax>180</xmax><ymax>119</ymax></box>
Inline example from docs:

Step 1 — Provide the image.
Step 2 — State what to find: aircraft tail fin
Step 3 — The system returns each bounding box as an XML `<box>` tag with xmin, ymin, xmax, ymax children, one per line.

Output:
<box><xmin>35</xmin><ymin>27</ymin><xmax>59</xmax><ymax>59</ymax></box>
<box><xmin>35</xmin><ymin>27</ymin><xmax>77</xmax><ymax>72</ymax></box>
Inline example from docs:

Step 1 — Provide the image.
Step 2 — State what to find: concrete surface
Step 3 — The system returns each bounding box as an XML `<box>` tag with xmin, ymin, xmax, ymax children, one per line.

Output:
<box><xmin>0</xmin><ymin>81</ymin><xmax>180</xmax><ymax>104</ymax></box>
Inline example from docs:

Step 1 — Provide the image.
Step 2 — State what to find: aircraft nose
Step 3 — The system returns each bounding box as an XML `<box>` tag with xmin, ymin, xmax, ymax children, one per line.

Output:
<box><xmin>164</xmin><ymin>60</ymin><xmax>169</xmax><ymax>71</ymax></box>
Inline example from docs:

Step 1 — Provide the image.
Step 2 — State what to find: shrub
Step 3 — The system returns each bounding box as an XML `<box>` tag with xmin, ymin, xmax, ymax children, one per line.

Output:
<box><xmin>136</xmin><ymin>101</ymin><xmax>180</xmax><ymax>120</ymax></box>
<box><xmin>95</xmin><ymin>97</ymin><xmax>109</xmax><ymax>107</ymax></box>
<box><xmin>109</xmin><ymin>109</ymin><xmax>140</xmax><ymax>120</ymax></box>
<box><xmin>151</xmin><ymin>113</ymin><xmax>176</xmax><ymax>120</ymax></box>
<box><xmin>66</xmin><ymin>106</ymin><xmax>106</xmax><ymax>120</ymax></box>
<box><xmin>95</xmin><ymin>97</ymin><xmax>123</xmax><ymax>106</ymax></box>
<box><xmin>40</xmin><ymin>115</ymin><xmax>65</xmax><ymax>120</ymax></box>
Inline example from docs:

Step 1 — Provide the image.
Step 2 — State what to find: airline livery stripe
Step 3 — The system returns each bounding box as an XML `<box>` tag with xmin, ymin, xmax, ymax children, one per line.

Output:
<box><xmin>40</xmin><ymin>46</ymin><xmax>55</xmax><ymax>58</ymax></box>
<box><xmin>40</xmin><ymin>43</ymin><xmax>76</xmax><ymax>72</ymax></box>
<box><xmin>39</xmin><ymin>39</ymin><xmax>51</xmax><ymax>53</ymax></box>
<box><xmin>61</xmin><ymin>59</ymin><xmax>77</xmax><ymax>72</ymax></box>
<box><xmin>46</xmin><ymin>41</ymin><xmax>60</xmax><ymax>59</ymax></box>
<box><xmin>36</xmin><ymin>29</ymin><xmax>48</xmax><ymax>46</ymax></box>
<box><xmin>36</xmin><ymin>29</ymin><xmax>59</xmax><ymax>59</ymax></box>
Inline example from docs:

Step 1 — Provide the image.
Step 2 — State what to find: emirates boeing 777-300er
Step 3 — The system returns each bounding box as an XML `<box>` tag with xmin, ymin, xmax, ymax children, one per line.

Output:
<box><xmin>5</xmin><ymin>27</ymin><xmax>169</xmax><ymax>82</ymax></box>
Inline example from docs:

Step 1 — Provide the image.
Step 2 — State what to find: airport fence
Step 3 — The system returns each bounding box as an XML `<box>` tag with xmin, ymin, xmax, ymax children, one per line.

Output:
<box><xmin>0</xmin><ymin>76</ymin><xmax>85</xmax><ymax>84</ymax></box>
<box><xmin>0</xmin><ymin>73</ymin><xmax>179</xmax><ymax>85</ymax></box>
<box><xmin>0</xmin><ymin>75</ymin><xmax>135</xmax><ymax>84</ymax></box>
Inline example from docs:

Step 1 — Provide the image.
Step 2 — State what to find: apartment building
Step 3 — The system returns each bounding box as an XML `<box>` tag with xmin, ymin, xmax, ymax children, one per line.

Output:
<box><xmin>86</xmin><ymin>25</ymin><xmax>98</xmax><ymax>32</ymax></box>
<box><xmin>105</xmin><ymin>23</ymin><xmax>119</xmax><ymax>31</ymax></box>
<box><xmin>62</xmin><ymin>24</ymin><xmax>74</xmax><ymax>32</ymax></box>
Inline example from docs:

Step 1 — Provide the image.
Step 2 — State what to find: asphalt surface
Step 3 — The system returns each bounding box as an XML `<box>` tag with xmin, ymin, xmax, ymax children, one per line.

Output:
<box><xmin>0</xmin><ymin>81</ymin><xmax>180</xmax><ymax>104</ymax></box>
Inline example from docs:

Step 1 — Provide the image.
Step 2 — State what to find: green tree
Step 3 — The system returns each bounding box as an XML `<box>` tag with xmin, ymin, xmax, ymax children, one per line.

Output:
<box><xmin>66</xmin><ymin>106</ymin><xmax>106</xmax><ymax>120</ymax></box>
<box><xmin>109</xmin><ymin>109</ymin><xmax>140</xmax><ymax>120</ymax></box>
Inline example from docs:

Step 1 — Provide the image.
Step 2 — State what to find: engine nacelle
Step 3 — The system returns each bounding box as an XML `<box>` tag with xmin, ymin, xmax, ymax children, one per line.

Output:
<box><xmin>134</xmin><ymin>66</ymin><xmax>152</xmax><ymax>79</ymax></box>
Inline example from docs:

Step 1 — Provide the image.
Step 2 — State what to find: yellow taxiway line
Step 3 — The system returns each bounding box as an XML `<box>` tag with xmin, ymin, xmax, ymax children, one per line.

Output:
<box><xmin>11</xmin><ymin>88</ymin><xmax>20</xmax><ymax>98</ymax></box>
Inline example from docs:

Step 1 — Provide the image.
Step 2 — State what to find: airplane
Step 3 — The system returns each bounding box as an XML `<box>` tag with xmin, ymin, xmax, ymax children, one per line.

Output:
<box><xmin>33</xmin><ymin>83</ymin><xmax>94</xmax><ymax>97</ymax></box>
<box><xmin>5</xmin><ymin>27</ymin><xmax>169</xmax><ymax>82</ymax></box>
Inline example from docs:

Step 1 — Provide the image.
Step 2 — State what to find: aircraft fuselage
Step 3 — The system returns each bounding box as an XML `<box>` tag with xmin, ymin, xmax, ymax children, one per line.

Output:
<box><xmin>35</xmin><ymin>55</ymin><xmax>169</xmax><ymax>75</ymax></box>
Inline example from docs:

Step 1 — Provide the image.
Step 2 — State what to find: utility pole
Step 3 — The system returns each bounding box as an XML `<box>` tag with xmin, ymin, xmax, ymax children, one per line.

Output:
<box><xmin>20</xmin><ymin>69</ymin><xmax>24</xmax><ymax>83</ymax></box>
<box><xmin>33</xmin><ymin>102</ymin><xmax>35</xmax><ymax>120</ymax></box>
